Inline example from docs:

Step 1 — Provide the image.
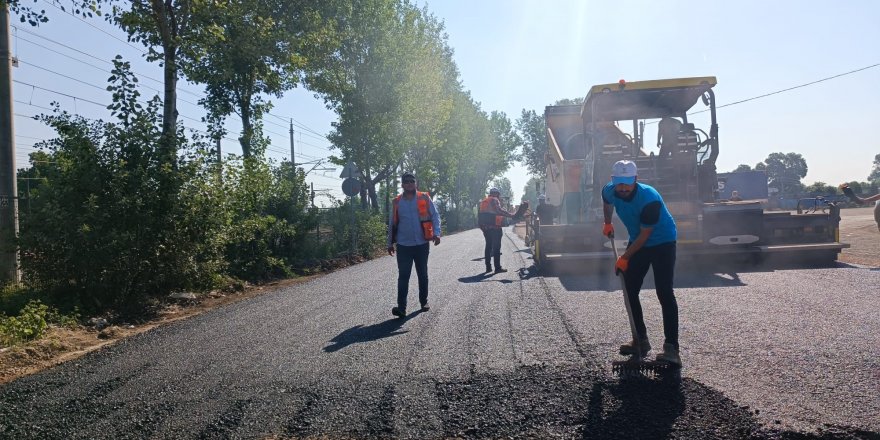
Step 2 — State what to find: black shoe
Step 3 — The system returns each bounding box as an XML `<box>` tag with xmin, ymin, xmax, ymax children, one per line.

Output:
<box><xmin>420</xmin><ymin>303</ymin><xmax>430</xmax><ymax>312</ymax></box>
<box><xmin>391</xmin><ymin>307</ymin><xmax>406</xmax><ymax>318</ymax></box>
<box><xmin>494</xmin><ymin>268</ymin><xmax>508</xmax><ymax>274</ymax></box>
<box><xmin>485</xmin><ymin>265</ymin><xmax>492</xmax><ymax>273</ymax></box>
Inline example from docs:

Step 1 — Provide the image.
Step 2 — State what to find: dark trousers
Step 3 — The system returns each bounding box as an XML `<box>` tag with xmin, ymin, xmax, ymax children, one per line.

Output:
<box><xmin>396</xmin><ymin>243</ymin><xmax>430</xmax><ymax>311</ymax></box>
<box><xmin>482</xmin><ymin>228</ymin><xmax>503</xmax><ymax>270</ymax></box>
<box><xmin>623</xmin><ymin>241</ymin><xmax>679</xmax><ymax>349</ymax></box>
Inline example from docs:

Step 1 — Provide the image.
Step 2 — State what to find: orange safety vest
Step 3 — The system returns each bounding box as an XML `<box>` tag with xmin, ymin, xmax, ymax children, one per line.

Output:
<box><xmin>478</xmin><ymin>196</ymin><xmax>504</xmax><ymax>228</ymax></box>
<box><xmin>391</xmin><ymin>191</ymin><xmax>435</xmax><ymax>243</ymax></box>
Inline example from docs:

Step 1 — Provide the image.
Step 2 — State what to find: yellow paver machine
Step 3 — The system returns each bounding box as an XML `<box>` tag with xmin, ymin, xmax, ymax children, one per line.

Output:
<box><xmin>532</xmin><ymin>77</ymin><xmax>848</xmax><ymax>272</ymax></box>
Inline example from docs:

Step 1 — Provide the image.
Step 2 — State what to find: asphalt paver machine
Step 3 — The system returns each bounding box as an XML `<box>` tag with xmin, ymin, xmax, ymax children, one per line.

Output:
<box><xmin>532</xmin><ymin>77</ymin><xmax>848</xmax><ymax>272</ymax></box>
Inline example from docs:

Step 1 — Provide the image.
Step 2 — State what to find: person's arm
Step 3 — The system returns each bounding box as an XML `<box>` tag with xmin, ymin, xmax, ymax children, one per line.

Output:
<box><xmin>429</xmin><ymin>199</ymin><xmax>441</xmax><ymax>245</ymax></box>
<box><xmin>494</xmin><ymin>198</ymin><xmax>516</xmax><ymax>217</ymax></box>
<box><xmin>839</xmin><ymin>184</ymin><xmax>880</xmax><ymax>204</ymax></box>
<box><xmin>621</xmin><ymin>226</ymin><xmax>653</xmax><ymax>260</ymax></box>
<box><xmin>387</xmin><ymin>208</ymin><xmax>396</xmax><ymax>255</ymax></box>
<box><xmin>603</xmin><ymin>202</ymin><xmax>614</xmax><ymax>224</ymax></box>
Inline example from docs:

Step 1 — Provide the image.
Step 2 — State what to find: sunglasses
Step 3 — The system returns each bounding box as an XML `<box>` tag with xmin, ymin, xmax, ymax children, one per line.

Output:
<box><xmin>402</xmin><ymin>179</ymin><xmax>415</xmax><ymax>184</ymax></box>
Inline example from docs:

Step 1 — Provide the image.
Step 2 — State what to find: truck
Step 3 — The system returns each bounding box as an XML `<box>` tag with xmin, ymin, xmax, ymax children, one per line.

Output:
<box><xmin>532</xmin><ymin>77</ymin><xmax>848</xmax><ymax>272</ymax></box>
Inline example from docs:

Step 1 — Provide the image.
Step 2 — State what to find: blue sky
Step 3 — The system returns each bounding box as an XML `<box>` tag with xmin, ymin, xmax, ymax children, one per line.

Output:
<box><xmin>10</xmin><ymin>1</ymin><xmax>880</xmax><ymax>202</ymax></box>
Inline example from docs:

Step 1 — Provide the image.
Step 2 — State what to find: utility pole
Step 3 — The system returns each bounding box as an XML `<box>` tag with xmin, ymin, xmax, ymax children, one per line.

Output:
<box><xmin>290</xmin><ymin>118</ymin><xmax>296</xmax><ymax>171</ymax></box>
<box><xmin>0</xmin><ymin>4</ymin><xmax>20</xmax><ymax>283</ymax></box>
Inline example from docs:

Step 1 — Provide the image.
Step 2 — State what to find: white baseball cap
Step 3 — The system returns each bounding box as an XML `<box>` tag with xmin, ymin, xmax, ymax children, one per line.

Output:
<box><xmin>611</xmin><ymin>160</ymin><xmax>637</xmax><ymax>185</ymax></box>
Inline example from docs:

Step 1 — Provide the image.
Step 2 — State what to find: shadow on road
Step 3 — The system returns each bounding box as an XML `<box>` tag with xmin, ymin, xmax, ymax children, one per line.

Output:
<box><xmin>583</xmin><ymin>375</ymin><xmax>685</xmax><ymax>440</ymax></box>
<box><xmin>323</xmin><ymin>310</ymin><xmax>426</xmax><ymax>352</ymax></box>
<box><xmin>458</xmin><ymin>272</ymin><xmax>515</xmax><ymax>284</ymax></box>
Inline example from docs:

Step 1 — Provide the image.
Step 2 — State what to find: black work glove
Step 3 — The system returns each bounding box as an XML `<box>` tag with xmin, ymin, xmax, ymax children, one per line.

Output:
<box><xmin>840</xmin><ymin>185</ymin><xmax>863</xmax><ymax>204</ymax></box>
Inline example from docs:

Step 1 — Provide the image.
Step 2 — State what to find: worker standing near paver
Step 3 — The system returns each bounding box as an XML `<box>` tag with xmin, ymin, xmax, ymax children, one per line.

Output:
<box><xmin>388</xmin><ymin>172</ymin><xmax>441</xmax><ymax>318</ymax></box>
<box><xmin>478</xmin><ymin>187</ymin><xmax>516</xmax><ymax>274</ymax></box>
<box><xmin>840</xmin><ymin>183</ymin><xmax>880</xmax><ymax>232</ymax></box>
<box><xmin>602</xmin><ymin>160</ymin><xmax>682</xmax><ymax>366</ymax></box>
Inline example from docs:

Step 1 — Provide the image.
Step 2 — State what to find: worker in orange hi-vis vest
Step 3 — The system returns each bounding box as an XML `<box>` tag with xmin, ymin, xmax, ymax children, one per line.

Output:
<box><xmin>387</xmin><ymin>172</ymin><xmax>442</xmax><ymax>319</ymax></box>
<box><xmin>478</xmin><ymin>187</ymin><xmax>516</xmax><ymax>274</ymax></box>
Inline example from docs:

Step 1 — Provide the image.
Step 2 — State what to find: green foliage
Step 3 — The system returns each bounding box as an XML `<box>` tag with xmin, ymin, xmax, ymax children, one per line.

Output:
<box><xmin>803</xmin><ymin>182</ymin><xmax>836</xmax><ymax>196</ymax></box>
<box><xmin>522</xmin><ymin>176</ymin><xmax>542</xmax><ymax>207</ymax></box>
<box><xmin>224</xmin><ymin>215</ymin><xmax>294</xmax><ymax>280</ymax></box>
<box><xmin>185</xmin><ymin>0</ymin><xmax>347</xmax><ymax>158</ymax></box>
<box><xmin>757</xmin><ymin>152</ymin><xmax>808</xmax><ymax>197</ymax></box>
<box><xmin>0</xmin><ymin>301</ymin><xmax>48</xmax><ymax>345</ymax></box>
<box><xmin>0</xmin><ymin>299</ymin><xmax>80</xmax><ymax>346</ymax></box>
<box><xmin>869</xmin><ymin>153</ymin><xmax>880</xmax><ymax>184</ymax></box>
<box><xmin>355</xmin><ymin>211</ymin><xmax>389</xmax><ymax>258</ymax></box>
<box><xmin>11</xmin><ymin>0</ymin><xmax>515</xmax><ymax>325</ymax></box>
<box><xmin>516</xmin><ymin>109</ymin><xmax>547</xmax><ymax>178</ymax></box>
<box><xmin>316</xmin><ymin>199</ymin><xmax>388</xmax><ymax>258</ymax></box>
<box><xmin>18</xmin><ymin>61</ymin><xmax>228</xmax><ymax>312</ymax></box>
<box><xmin>492</xmin><ymin>177</ymin><xmax>513</xmax><ymax>200</ymax></box>
<box><xmin>220</xmin><ymin>158</ymin><xmax>320</xmax><ymax>280</ymax></box>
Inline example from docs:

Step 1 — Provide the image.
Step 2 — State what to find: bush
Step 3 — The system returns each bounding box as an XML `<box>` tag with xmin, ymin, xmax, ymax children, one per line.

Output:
<box><xmin>17</xmin><ymin>60</ymin><xmax>228</xmax><ymax>312</ymax></box>
<box><xmin>0</xmin><ymin>299</ymin><xmax>81</xmax><ymax>347</ymax></box>
<box><xmin>225</xmin><ymin>215</ymin><xmax>294</xmax><ymax>281</ymax></box>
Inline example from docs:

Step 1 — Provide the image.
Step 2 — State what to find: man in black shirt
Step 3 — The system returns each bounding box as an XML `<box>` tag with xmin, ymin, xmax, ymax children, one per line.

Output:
<box><xmin>534</xmin><ymin>194</ymin><xmax>558</xmax><ymax>226</ymax></box>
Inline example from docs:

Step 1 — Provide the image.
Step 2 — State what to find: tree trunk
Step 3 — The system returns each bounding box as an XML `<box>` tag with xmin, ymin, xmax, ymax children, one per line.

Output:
<box><xmin>239</xmin><ymin>96</ymin><xmax>253</xmax><ymax>158</ymax></box>
<box><xmin>161</xmin><ymin>47</ymin><xmax>178</xmax><ymax>163</ymax></box>
<box><xmin>367</xmin><ymin>182</ymin><xmax>379</xmax><ymax>211</ymax></box>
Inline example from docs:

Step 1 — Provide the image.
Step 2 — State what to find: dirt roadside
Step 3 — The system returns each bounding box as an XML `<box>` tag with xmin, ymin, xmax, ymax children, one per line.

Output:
<box><xmin>0</xmin><ymin>276</ymin><xmax>324</xmax><ymax>385</ymax></box>
<box><xmin>1</xmin><ymin>208</ymin><xmax>876</xmax><ymax>386</ymax></box>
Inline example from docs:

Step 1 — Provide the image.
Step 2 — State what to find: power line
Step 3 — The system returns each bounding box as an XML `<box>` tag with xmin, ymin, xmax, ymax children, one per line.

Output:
<box><xmin>693</xmin><ymin>62</ymin><xmax>880</xmax><ymax>116</ymax></box>
<box><xmin>17</xmin><ymin>91</ymin><xmax>321</xmax><ymax>162</ymax></box>
<box><xmin>40</xmin><ymin>0</ymin><xmax>148</xmax><ymax>55</ymax></box>
<box><xmin>11</xmin><ymin>24</ymin><xmax>208</xmax><ymax>100</ymax></box>
<box><xmin>14</xmin><ymin>80</ymin><xmax>106</xmax><ymax>108</ymax></box>
<box><xmin>14</xmin><ymin>23</ymin><xmax>335</xmax><ymax>151</ymax></box>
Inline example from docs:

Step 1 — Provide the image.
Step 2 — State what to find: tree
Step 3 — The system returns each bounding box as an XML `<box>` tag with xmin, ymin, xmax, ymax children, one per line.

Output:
<box><xmin>868</xmin><ymin>153</ymin><xmax>880</xmax><ymax>184</ymax></box>
<box><xmin>516</xmin><ymin>98</ymin><xmax>584</xmax><ymax>179</ymax></box>
<box><xmin>522</xmin><ymin>176</ymin><xmax>541</xmax><ymax>207</ymax></box>
<box><xmin>554</xmin><ymin>97</ymin><xmax>584</xmax><ymax>106</ymax></box>
<box><xmin>516</xmin><ymin>109</ymin><xmax>546</xmax><ymax>178</ymax></box>
<box><xmin>107</xmin><ymin>0</ymin><xmax>205</xmax><ymax>157</ymax></box>
<box><xmin>757</xmin><ymin>152</ymin><xmax>808</xmax><ymax>198</ymax></box>
<box><xmin>733</xmin><ymin>164</ymin><xmax>752</xmax><ymax>172</ymax></box>
<box><xmin>6</xmin><ymin>0</ymin><xmax>94</xmax><ymax>26</ymax></box>
<box><xmin>320</xmin><ymin>1</ymin><xmax>458</xmax><ymax>209</ymax></box>
<box><xmin>488</xmin><ymin>111</ymin><xmax>521</xmax><ymax>168</ymax></box>
<box><xmin>185</xmin><ymin>1</ymin><xmax>346</xmax><ymax>158</ymax></box>
<box><xmin>492</xmin><ymin>177</ymin><xmax>512</xmax><ymax>199</ymax></box>
<box><xmin>803</xmin><ymin>182</ymin><xmax>835</xmax><ymax>196</ymax></box>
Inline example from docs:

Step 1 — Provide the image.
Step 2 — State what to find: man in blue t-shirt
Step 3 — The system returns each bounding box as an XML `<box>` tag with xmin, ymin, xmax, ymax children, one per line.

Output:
<box><xmin>602</xmin><ymin>160</ymin><xmax>681</xmax><ymax>366</ymax></box>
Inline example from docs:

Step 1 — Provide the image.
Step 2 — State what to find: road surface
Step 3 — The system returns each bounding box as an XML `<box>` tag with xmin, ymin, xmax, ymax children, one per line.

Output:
<box><xmin>1</xmin><ymin>224</ymin><xmax>878</xmax><ymax>439</ymax></box>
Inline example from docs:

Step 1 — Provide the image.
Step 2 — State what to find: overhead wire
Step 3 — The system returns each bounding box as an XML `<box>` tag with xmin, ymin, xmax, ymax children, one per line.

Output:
<box><xmin>14</xmin><ymin>22</ymin><xmax>337</xmax><ymax>157</ymax></box>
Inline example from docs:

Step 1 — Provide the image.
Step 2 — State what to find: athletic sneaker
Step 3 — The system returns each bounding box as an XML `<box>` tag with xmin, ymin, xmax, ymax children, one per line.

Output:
<box><xmin>420</xmin><ymin>303</ymin><xmax>430</xmax><ymax>312</ymax></box>
<box><xmin>619</xmin><ymin>338</ymin><xmax>651</xmax><ymax>356</ymax></box>
<box><xmin>391</xmin><ymin>307</ymin><xmax>406</xmax><ymax>318</ymax></box>
<box><xmin>656</xmin><ymin>343</ymin><xmax>682</xmax><ymax>366</ymax></box>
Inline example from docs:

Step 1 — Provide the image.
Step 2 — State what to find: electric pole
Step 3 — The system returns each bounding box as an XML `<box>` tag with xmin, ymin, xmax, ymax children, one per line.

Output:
<box><xmin>290</xmin><ymin>119</ymin><xmax>296</xmax><ymax>167</ymax></box>
<box><xmin>0</xmin><ymin>4</ymin><xmax>20</xmax><ymax>283</ymax></box>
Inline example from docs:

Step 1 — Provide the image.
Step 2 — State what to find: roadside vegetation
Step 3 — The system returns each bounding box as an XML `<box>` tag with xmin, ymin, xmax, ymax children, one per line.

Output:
<box><xmin>2</xmin><ymin>0</ymin><xmax>522</xmax><ymax>348</ymax></box>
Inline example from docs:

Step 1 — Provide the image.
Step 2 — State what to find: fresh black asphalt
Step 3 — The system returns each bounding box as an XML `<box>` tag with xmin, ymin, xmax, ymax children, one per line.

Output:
<box><xmin>2</xmin><ymin>228</ymin><xmax>878</xmax><ymax>439</ymax></box>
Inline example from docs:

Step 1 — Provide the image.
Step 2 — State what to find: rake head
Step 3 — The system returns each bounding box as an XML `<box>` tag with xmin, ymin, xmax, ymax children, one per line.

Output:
<box><xmin>611</xmin><ymin>358</ymin><xmax>672</xmax><ymax>379</ymax></box>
